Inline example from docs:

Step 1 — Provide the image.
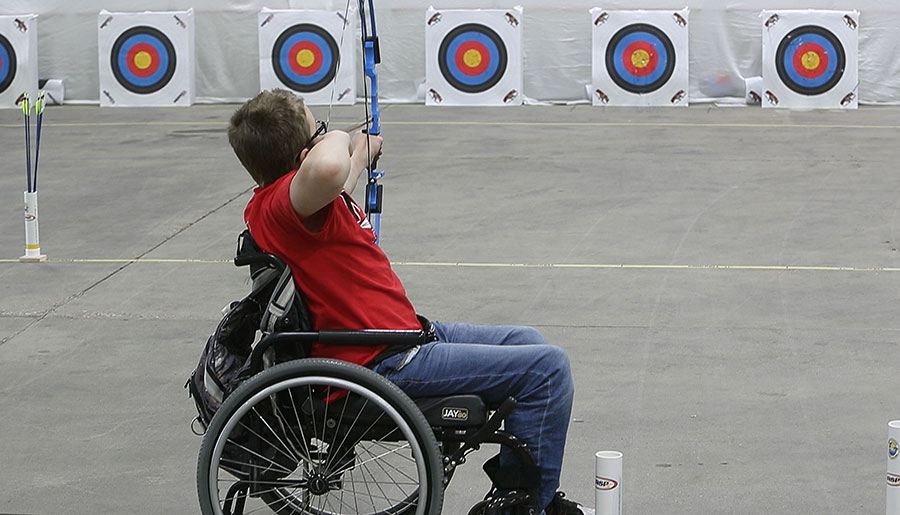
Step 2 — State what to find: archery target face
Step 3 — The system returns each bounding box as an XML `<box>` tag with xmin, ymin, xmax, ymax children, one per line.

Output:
<box><xmin>110</xmin><ymin>26</ymin><xmax>177</xmax><ymax>94</ymax></box>
<box><xmin>259</xmin><ymin>9</ymin><xmax>356</xmax><ymax>106</ymax></box>
<box><xmin>438</xmin><ymin>23</ymin><xmax>507</xmax><ymax>94</ymax></box>
<box><xmin>762</xmin><ymin>10</ymin><xmax>858</xmax><ymax>109</ymax></box>
<box><xmin>606</xmin><ymin>24</ymin><xmax>675</xmax><ymax>94</ymax></box>
<box><xmin>591</xmin><ymin>9</ymin><xmax>689</xmax><ymax>107</ymax></box>
<box><xmin>98</xmin><ymin>9</ymin><xmax>195</xmax><ymax>107</ymax></box>
<box><xmin>425</xmin><ymin>8</ymin><xmax>523</xmax><ymax>106</ymax></box>
<box><xmin>776</xmin><ymin>26</ymin><xmax>844</xmax><ymax>96</ymax></box>
<box><xmin>0</xmin><ymin>15</ymin><xmax>38</xmax><ymax>109</ymax></box>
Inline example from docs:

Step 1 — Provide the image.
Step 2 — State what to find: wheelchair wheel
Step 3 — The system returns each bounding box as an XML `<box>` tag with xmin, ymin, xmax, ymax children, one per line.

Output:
<box><xmin>197</xmin><ymin>358</ymin><xmax>444</xmax><ymax>515</ymax></box>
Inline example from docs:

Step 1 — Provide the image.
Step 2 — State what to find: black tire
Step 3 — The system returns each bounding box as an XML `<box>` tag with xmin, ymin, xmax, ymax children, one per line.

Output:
<box><xmin>467</xmin><ymin>500</ymin><xmax>488</xmax><ymax>515</ymax></box>
<box><xmin>197</xmin><ymin>358</ymin><xmax>444</xmax><ymax>515</ymax></box>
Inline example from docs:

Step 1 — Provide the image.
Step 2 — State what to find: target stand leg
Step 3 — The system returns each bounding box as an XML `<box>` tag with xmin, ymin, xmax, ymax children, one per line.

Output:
<box><xmin>19</xmin><ymin>191</ymin><xmax>47</xmax><ymax>263</ymax></box>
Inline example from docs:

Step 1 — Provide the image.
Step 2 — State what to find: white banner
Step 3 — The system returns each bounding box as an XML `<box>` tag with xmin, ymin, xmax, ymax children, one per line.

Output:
<box><xmin>5</xmin><ymin>2</ymin><xmax>900</xmax><ymax>104</ymax></box>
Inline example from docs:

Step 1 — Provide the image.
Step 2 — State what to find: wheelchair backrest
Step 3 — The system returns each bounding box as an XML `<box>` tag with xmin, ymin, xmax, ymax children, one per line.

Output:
<box><xmin>235</xmin><ymin>229</ymin><xmax>312</xmax><ymax>335</ymax></box>
<box><xmin>187</xmin><ymin>231</ymin><xmax>319</xmax><ymax>430</ymax></box>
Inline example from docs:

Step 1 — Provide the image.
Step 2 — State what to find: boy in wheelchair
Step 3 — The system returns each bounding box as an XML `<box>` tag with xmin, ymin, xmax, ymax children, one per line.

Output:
<box><xmin>217</xmin><ymin>88</ymin><xmax>591</xmax><ymax>515</ymax></box>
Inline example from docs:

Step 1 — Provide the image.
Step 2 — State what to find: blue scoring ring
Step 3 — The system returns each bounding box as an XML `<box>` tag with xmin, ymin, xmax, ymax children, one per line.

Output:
<box><xmin>0</xmin><ymin>33</ymin><xmax>15</xmax><ymax>94</ymax></box>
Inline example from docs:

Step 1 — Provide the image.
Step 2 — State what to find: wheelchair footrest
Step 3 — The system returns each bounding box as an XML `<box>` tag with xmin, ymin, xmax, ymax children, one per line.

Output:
<box><xmin>483</xmin><ymin>453</ymin><xmax>541</xmax><ymax>490</ymax></box>
<box><xmin>414</xmin><ymin>395</ymin><xmax>487</xmax><ymax>427</ymax></box>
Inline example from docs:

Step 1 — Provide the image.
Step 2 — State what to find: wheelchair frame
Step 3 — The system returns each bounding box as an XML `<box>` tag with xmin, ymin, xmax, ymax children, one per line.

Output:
<box><xmin>194</xmin><ymin>231</ymin><xmax>542</xmax><ymax>515</ymax></box>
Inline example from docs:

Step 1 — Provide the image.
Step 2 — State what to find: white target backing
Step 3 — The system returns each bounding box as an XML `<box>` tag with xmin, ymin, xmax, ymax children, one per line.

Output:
<box><xmin>761</xmin><ymin>10</ymin><xmax>859</xmax><ymax>109</ymax></box>
<box><xmin>98</xmin><ymin>9</ymin><xmax>195</xmax><ymax>107</ymax></box>
<box><xmin>0</xmin><ymin>15</ymin><xmax>38</xmax><ymax>109</ymax></box>
<box><xmin>259</xmin><ymin>8</ymin><xmax>356</xmax><ymax>106</ymax></box>
<box><xmin>425</xmin><ymin>7</ymin><xmax>523</xmax><ymax>106</ymax></box>
<box><xmin>591</xmin><ymin>8</ymin><xmax>689</xmax><ymax>107</ymax></box>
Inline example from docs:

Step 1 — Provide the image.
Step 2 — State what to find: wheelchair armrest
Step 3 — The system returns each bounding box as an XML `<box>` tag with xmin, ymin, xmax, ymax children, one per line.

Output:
<box><xmin>319</xmin><ymin>329</ymin><xmax>425</xmax><ymax>346</ymax></box>
<box><xmin>247</xmin><ymin>330</ymin><xmax>427</xmax><ymax>375</ymax></box>
<box><xmin>234</xmin><ymin>252</ymin><xmax>284</xmax><ymax>270</ymax></box>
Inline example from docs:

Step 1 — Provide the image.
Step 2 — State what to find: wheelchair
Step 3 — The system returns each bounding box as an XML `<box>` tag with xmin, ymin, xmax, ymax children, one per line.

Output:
<box><xmin>193</xmin><ymin>230</ymin><xmax>543</xmax><ymax>515</ymax></box>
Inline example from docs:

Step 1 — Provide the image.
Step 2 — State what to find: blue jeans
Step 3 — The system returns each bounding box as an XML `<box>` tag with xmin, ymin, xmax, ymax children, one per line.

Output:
<box><xmin>373</xmin><ymin>321</ymin><xmax>575</xmax><ymax>511</ymax></box>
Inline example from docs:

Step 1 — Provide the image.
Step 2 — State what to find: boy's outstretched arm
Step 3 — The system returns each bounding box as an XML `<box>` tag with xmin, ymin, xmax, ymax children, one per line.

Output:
<box><xmin>289</xmin><ymin>131</ymin><xmax>352</xmax><ymax>219</ymax></box>
<box><xmin>290</xmin><ymin>131</ymin><xmax>384</xmax><ymax>219</ymax></box>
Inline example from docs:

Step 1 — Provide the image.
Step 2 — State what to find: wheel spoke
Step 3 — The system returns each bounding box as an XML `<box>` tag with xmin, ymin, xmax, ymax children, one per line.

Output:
<box><xmin>199</xmin><ymin>360</ymin><xmax>442</xmax><ymax>515</ymax></box>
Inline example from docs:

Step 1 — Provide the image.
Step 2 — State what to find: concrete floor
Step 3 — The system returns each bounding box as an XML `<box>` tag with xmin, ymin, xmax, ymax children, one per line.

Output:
<box><xmin>1</xmin><ymin>102</ymin><xmax>899</xmax><ymax>514</ymax></box>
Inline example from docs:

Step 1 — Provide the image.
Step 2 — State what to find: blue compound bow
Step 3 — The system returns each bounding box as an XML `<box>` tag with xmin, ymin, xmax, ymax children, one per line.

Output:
<box><xmin>357</xmin><ymin>0</ymin><xmax>384</xmax><ymax>243</ymax></box>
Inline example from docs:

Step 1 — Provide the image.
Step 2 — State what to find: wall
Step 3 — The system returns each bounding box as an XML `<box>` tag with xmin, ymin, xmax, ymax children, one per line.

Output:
<box><xmin>2</xmin><ymin>1</ymin><xmax>898</xmax><ymax>104</ymax></box>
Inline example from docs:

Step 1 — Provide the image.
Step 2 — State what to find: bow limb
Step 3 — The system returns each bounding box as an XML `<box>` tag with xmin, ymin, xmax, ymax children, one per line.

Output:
<box><xmin>357</xmin><ymin>0</ymin><xmax>384</xmax><ymax>243</ymax></box>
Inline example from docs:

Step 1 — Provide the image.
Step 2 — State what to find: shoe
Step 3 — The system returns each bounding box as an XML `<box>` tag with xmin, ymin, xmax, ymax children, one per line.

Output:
<box><xmin>545</xmin><ymin>491</ymin><xmax>595</xmax><ymax>515</ymax></box>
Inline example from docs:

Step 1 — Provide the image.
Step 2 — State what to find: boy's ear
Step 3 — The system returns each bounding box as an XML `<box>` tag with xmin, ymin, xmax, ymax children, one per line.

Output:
<box><xmin>297</xmin><ymin>147</ymin><xmax>310</xmax><ymax>166</ymax></box>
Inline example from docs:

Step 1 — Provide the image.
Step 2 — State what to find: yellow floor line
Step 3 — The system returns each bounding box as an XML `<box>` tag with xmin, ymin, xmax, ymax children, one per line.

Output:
<box><xmin>2</xmin><ymin>120</ymin><xmax>900</xmax><ymax>130</ymax></box>
<box><xmin>391</xmin><ymin>262</ymin><xmax>900</xmax><ymax>272</ymax></box>
<box><xmin>1</xmin><ymin>258</ymin><xmax>898</xmax><ymax>272</ymax></box>
<box><xmin>383</xmin><ymin>121</ymin><xmax>900</xmax><ymax>130</ymax></box>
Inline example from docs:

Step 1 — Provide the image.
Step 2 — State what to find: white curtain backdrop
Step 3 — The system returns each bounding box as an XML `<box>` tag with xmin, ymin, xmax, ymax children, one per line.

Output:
<box><xmin>3</xmin><ymin>1</ymin><xmax>898</xmax><ymax>104</ymax></box>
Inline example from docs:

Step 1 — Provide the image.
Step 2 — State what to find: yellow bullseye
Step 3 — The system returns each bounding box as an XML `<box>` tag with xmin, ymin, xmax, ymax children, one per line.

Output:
<box><xmin>801</xmin><ymin>51</ymin><xmax>821</xmax><ymax>70</ymax></box>
<box><xmin>463</xmin><ymin>49</ymin><xmax>483</xmax><ymax>68</ymax></box>
<box><xmin>133</xmin><ymin>51</ymin><xmax>153</xmax><ymax>70</ymax></box>
<box><xmin>630</xmin><ymin>49</ymin><xmax>651</xmax><ymax>69</ymax></box>
<box><xmin>296</xmin><ymin>49</ymin><xmax>316</xmax><ymax>68</ymax></box>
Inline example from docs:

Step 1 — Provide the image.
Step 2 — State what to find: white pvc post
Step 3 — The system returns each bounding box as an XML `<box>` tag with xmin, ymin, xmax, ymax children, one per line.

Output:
<box><xmin>20</xmin><ymin>191</ymin><xmax>46</xmax><ymax>262</ymax></box>
<box><xmin>595</xmin><ymin>451</ymin><xmax>623</xmax><ymax>515</ymax></box>
<box><xmin>889</xmin><ymin>420</ymin><xmax>900</xmax><ymax>515</ymax></box>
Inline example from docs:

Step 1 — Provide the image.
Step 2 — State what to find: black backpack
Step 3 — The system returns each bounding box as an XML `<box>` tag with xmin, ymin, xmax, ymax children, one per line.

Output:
<box><xmin>185</xmin><ymin>298</ymin><xmax>259</xmax><ymax>430</ymax></box>
<box><xmin>185</xmin><ymin>230</ymin><xmax>310</xmax><ymax>432</ymax></box>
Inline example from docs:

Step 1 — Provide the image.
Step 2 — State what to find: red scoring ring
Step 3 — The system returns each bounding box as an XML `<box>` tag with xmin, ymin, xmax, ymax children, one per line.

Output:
<box><xmin>622</xmin><ymin>40</ymin><xmax>658</xmax><ymax>77</ymax></box>
<box><xmin>454</xmin><ymin>40</ymin><xmax>491</xmax><ymax>76</ymax></box>
<box><xmin>288</xmin><ymin>40</ymin><xmax>323</xmax><ymax>76</ymax></box>
<box><xmin>792</xmin><ymin>42</ymin><xmax>828</xmax><ymax>78</ymax></box>
<box><xmin>126</xmin><ymin>42</ymin><xmax>160</xmax><ymax>78</ymax></box>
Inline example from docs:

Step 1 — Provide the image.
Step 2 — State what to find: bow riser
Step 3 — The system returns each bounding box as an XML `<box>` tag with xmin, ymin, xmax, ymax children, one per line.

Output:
<box><xmin>358</xmin><ymin>0</ymin><xmax>383</xmax><ymax>240</ymax></box>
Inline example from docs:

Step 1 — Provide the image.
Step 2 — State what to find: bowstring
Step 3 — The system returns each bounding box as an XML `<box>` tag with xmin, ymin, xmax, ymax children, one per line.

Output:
<box><xmin>331</xmin><ymin>0</ymin><xmax>375</xmax><ymax>176</ymax></box>
<box><xmin>327</xmin><ymin>0</ymin><xmax>355</xmax><ymax>130</ymax></box>
<box><xmin>360</xmin><ymin>0</ymin><xmax>373</xmax><ymax>177</ymax></box>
